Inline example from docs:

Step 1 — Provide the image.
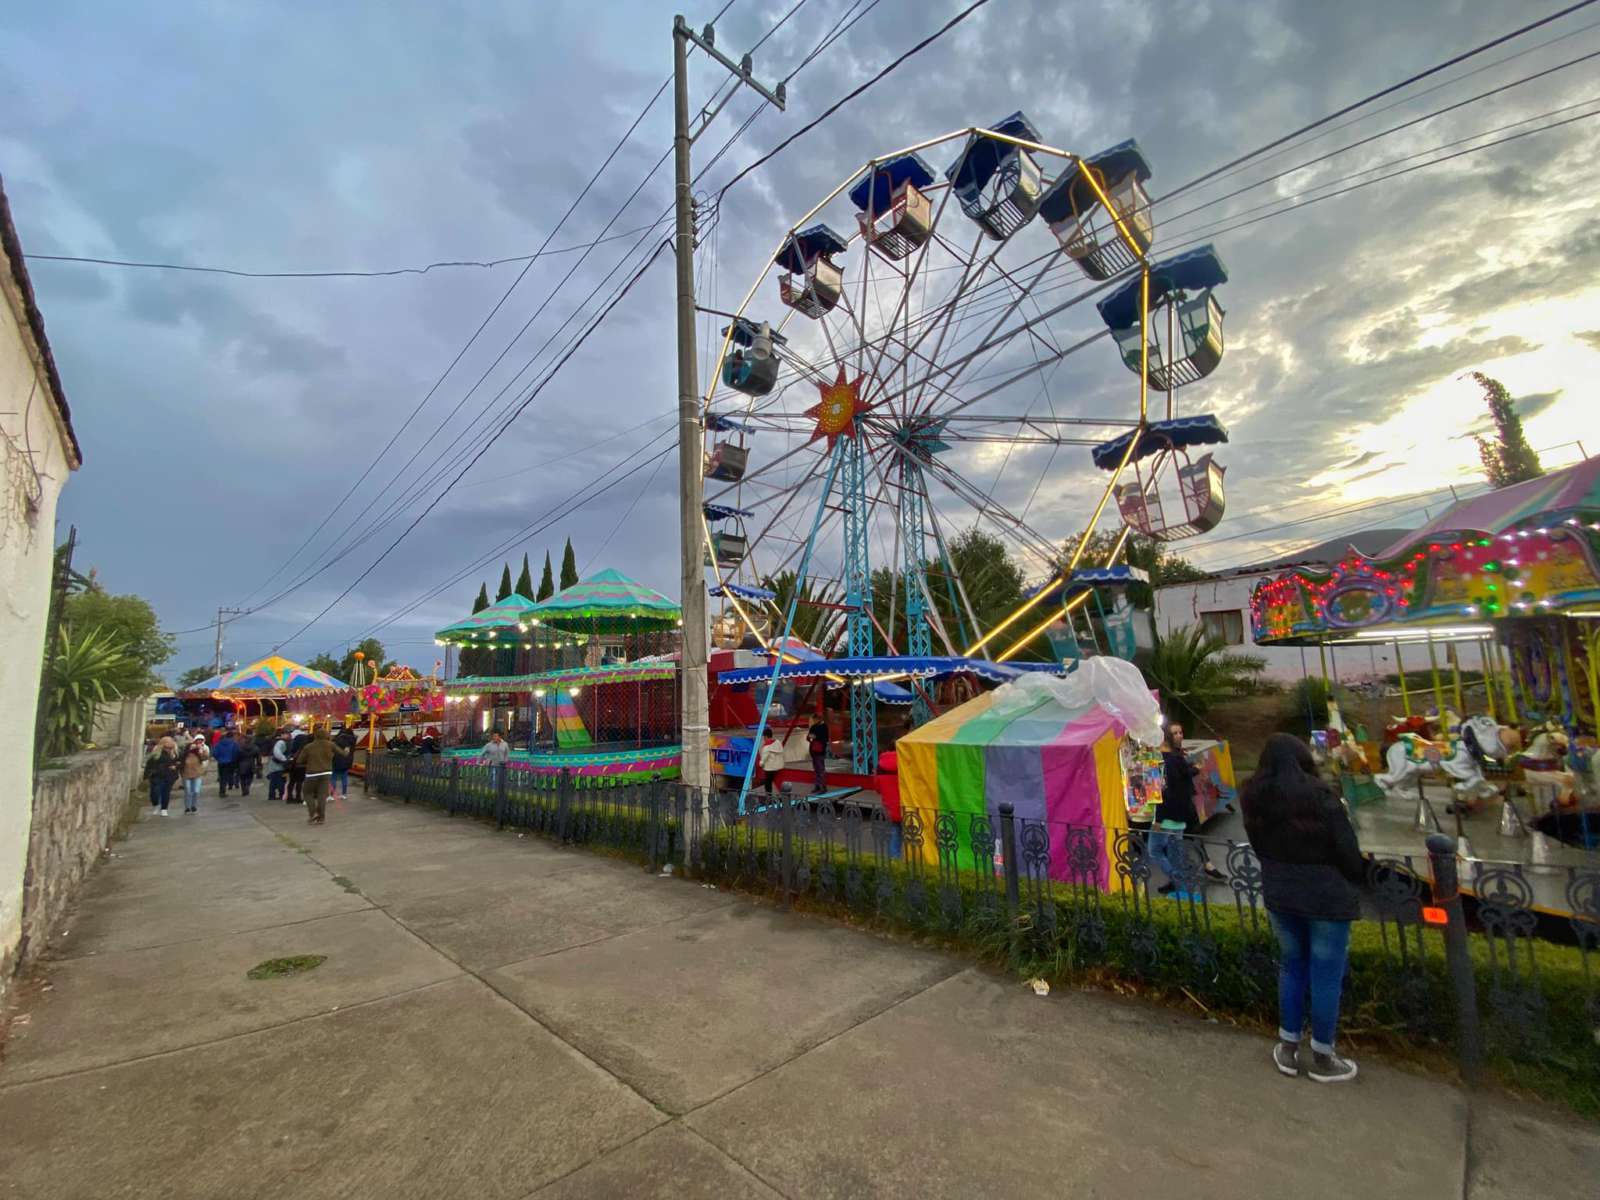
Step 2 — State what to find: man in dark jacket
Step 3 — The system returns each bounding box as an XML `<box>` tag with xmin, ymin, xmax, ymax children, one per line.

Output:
<box><xmin>1154</xmin><ymin>723</ymin><xmax>1226</xmax><ymax>892</ymax></box>
<box><xmin>807</xmin><ymin>718</ymin><xmax>829</xmax><ymax>795</ymax></box>
<box><xmin>330</xmin><ymin>725</ymin><xmax>357</xmax><ymax>798</ymax></box>
<box><xmin>235</xmin><ymin>734</ymin><xmax>261</xmax><ymax>797</ymax></box>
<box><xmin>212</xmin><ymin>730</ymin><xmax>240</xmax><ymax>796</ymax></box>
<box><xmin>287</xmin><ymin>725</ymin><xmax>312</xmax><ymax>802</ymax></box>
<box><xmin>295</xmin><ymin>728</ymin><xmax>337</xmax><ymax>824</ymax></box>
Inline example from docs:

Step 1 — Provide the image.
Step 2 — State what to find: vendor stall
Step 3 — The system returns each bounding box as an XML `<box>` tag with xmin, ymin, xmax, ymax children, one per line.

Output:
<box><xmin>896</xmin><ymin>657</ymin><xmax>1163</xmax><ymax>890</ymax></box>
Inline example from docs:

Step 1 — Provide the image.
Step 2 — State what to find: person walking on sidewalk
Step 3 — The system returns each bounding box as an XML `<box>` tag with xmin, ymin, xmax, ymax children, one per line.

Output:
<box><xmin>212</xmin><ymin>728</ymin><xmax>240</xmax><ymax>796</ymax></box>
<box><xmin>179</xmin><ymin>742</ymin><xmax>206</xmax><ymax>813</ymax></box>
<box><xmin>479</xmin><ymin>729</ymin><xmax>510</xmax><ymax>791</ymax></box>
<box><xmin>268</xmin><ymin>728</ymin><xmax>292</xmax><ymax>803</ymax></box>
<box><xmin>330</xmin><ymin>723</ymin><xmax>357</xmax><ymax>798</ymax></box>
<box><xmin>295</xmin><ymin>727</ymin><xmax>336</xmax><ymax>825</ymax></box>
<box><xmin>235</xmin><ymin>732</ymin><xmax>260</xmax><ymax>797</ymax></box>
<box><xmin>286</xmin><ymin>724</ymin><xmax>311</xmax><ymax>804</ymax></box>
<box><xmin>1242</xmin><ymin>732</ymin><xmax>1367</xmax><ymax>1084</ymax></box>
<box><xmin>144</xmin><ymin>737</ymin><xmax>179</xmax><ymax>816</ymax></box>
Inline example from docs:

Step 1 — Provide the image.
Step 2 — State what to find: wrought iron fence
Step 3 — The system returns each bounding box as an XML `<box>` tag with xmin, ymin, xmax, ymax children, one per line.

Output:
<box><xmin>365</xmin><ymin>756</ymin><xmax>1600</xmax><ymax>1104</ymax></box>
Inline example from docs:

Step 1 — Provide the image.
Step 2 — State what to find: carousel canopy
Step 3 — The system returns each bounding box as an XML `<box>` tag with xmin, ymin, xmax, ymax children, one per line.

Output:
<box><xmin>209</xmin><ymin>655</ymin><xmax>348</xmax><ymax>696</ymax></box>
<box><xmin>175</xmin><ymin>671</ymin><xmax>229</xmax><ymax>697</ymax></box>
<box><xmin>530</xmin><ymin>568</ymin><xmax>681</xmax><ymax>634</ymax></box>
<box><xmin>443</xmin><ymin>661</ymin><xmax>677</xmax><ymax>692</ymax></box>
<box><xmin>435</xmin><ymin>594</ymin><xmax>540</xmax><ymax>642</ymax></box>
<box><xmin>1375</xmin><ymin>456</ymin><xmax>1600</xmax><ymax>558</ymax></box>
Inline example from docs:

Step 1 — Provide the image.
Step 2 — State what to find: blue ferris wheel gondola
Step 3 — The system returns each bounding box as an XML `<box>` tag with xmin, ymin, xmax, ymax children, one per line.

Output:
<box><xmin>944</xmin><ymin>111</ymin><xmax>1046</xmax><ymax>241</ymax></box>
<box><xmin>1090</xmin><ymin>414</ymin><xmax>1229</xmax><ymax>470</ymax></box>
<box><xmin>1038</xmin><ymin>139</ymin><xmax>1154</xmax><ymax>280</ymax></box>
<box><xmin>776</xmin><ymin>224</ymin><xmax>849</xmax><ymax>319</ymax></box>
<box><xmin>849</xmin><ymin>153</ymin><xmax>938</xmax><ymax>261</ymax></box>
<box><xmin>1091</xmin><ymin>415</ymin><xmax>1230</xmax><ymax>543</ymax></box>
<box><xmin>1097</xmin><ymin>245</ymin><xmax>1229</xmax><ymax>392</ymax></box>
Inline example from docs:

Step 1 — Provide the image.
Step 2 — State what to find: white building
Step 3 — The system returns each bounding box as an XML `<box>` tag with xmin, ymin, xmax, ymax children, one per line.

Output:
<box><xmin>1</xmin><ymin>178</ymin><xmax>83</xmax><ymax>985</ymax></box>
<box><xmin>1154</xmin><ymin>528</ymin><xmax>1485</xmax><ymax>683</ymax></box>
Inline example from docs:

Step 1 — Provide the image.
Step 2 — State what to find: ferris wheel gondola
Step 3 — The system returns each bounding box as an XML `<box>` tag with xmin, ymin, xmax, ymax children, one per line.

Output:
<box><xmin>1093</xmin><ymin>415</ymin><xmax>1229</xmax><ymax>541</ymax></box>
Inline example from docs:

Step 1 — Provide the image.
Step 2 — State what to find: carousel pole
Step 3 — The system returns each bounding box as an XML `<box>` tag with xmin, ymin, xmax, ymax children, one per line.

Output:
<box><xmin>1479</xmin><ymin>637</ymin><xmax>1498</xmax><ymax>723</ymax></box>
<box><xmin>1447</xmin><ymin>641</ymin><xmax>1464</xmax><ymax>715</ymax></box>
<box><xmin>1494</xmin><ymin>637</ymin><xmax>1520</xmax><ymax>724</ymax></box>
<box><xmin>1425</xmin><ymin>631</ymin><xmax>1445</xmax><ymax>719</ymax></box>
<box><xmin>1394</xmin><ymin>639</ymin><xmax>1411</xmax><ymax>718</ymax></box>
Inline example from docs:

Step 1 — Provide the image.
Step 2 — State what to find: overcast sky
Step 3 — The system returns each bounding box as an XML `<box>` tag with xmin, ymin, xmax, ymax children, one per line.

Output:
<box><xmin>4</xmin><ymin>0</ymin><xmax>1597</xmax><ymax>675</ymax></box>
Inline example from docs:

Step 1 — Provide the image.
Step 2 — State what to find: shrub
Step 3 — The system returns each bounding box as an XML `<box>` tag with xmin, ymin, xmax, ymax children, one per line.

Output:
<box><xmin>1145</xmin><ymin>624</ymin><xmax>1265</xmax><ymax>724</ymax></box>
<box><xmin>40</xmin><ymin>625</ymin><xmax>134</xmax><ymax>757</ymax></box>
<box><xmin>1284</xmin><ymin>676</ymin><xmax>1358</xmax><ymax>731</ymax></box>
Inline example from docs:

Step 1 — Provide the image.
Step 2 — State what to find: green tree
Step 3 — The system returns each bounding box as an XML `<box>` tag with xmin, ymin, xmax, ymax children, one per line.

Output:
<box><xmin>496</xmin><ymin>563</ymin><xmax>514</xmax><ymax>602</ymax></box>
<box><xmin>304</xmin><ymin>653</ymin><xmax>342</xmax><ymax>678</ymax></box>
<box><xmin>458</xmin><ymin>582</ymin><xmax>492</xmax><ymax>676</ymax></box>
<box><xmin>176</xmin><ymin>664</ymin><xmax>217</xmax><ymax>688</ymax></box>
<box><xmin>472</xmin><ymin>581</ymin><xmax>491</xmax><ymax>613</ymax></box>
<box><xmin>63</xmin><ymin>588</ymin><xmax>173</xmax><ymax>695</ymax></box>
<box><xmin>925</xmin><ymin>527</ymin><xmax>1027</xmax><ymax>652</ymax></box>
<box><xmin>1144</xmin><ymin>623</ymin><xmax>1264</xmax><ymax>726</ymax></box>
<box><xmin>1472</xmin><ymin>372</ymin><xmax>1543</xmax><ymax>488</ymax></box>
<box><xmin>514</xmin><ymin>553</ymin><xmax>534</xmax><ymax>599</ymax></box>
<box><xmin>336</xmin><ymin>638</ymin><xmax>387</xmax><ymax>683</ymax></box>
<box><xmin>559</xmin><ymin>538</ymin><xmax>579</xmax><ymax>589</ymax></box>
<box><xmin>537</xmin><ymin>551</ymin><xmax>555</xmax><ymax>600</ymax></box>
<box><xmin>761</xmin><ymin>570</ymin><xmax>845</xmax><ymax>650</ymax></box>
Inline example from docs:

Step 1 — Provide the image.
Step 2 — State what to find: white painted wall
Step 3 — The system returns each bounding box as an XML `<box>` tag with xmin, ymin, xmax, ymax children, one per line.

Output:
<box><xmin>1154</xmin><ymin>575</ymin><xmax>1486</xmax><ymax>682</ymax></box>
<box><xmin>0</xmin><ymin>254</ymin><xmax>77</xmax><ymax>983</ymax></box>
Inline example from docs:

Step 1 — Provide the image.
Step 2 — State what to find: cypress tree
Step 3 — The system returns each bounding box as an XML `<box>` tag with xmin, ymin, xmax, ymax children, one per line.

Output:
<box><xmin>1472</xmin><ymin>372</ymin><xmax>1544</xmax><ymax>488</ymax></box>
<box><xmin>559</xmin><ymin>538</ymin><xmax>579</xmax><ymax>589</ymax></box>
<box><xmin>537</xmin><ymin>551</ymin><xmax>555</xmax><ymax>600</ymax></box>
<box><xmin>472</xmin><ymin>582</ymin><xmax>490</xmax><ymax>612</ymax></box>
<box><xmin>515</xmin><ymin>552</ymin><xmax>534</xmax><ymax>599</ymax></box>
<box><xmin>496</xmin><ymin>563</ymin><xmax>514</xmax><ymax>601</ymax></box>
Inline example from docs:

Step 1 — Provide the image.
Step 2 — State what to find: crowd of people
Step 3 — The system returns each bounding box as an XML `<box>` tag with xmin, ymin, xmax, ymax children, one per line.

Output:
<box><xmin>142</xmin><ymin>721</ymin><xmax>359</xmax><ymax>825</ymax></box>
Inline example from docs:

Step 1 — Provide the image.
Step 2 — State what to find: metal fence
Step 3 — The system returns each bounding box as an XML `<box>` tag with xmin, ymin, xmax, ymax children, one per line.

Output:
<box><xmin>366</xmin><ymin>754</ymin><xmax>1600</xmax><ymax>1102</ymax></box>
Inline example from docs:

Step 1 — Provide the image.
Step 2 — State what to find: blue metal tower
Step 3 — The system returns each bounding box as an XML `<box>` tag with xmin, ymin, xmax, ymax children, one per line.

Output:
<box><xmin>840</xmin><ymin>429</ymin><xmax>877</xmax><ymax>773</ymax></box>
<box><xmin>898</xmin><ymin>464</ymin><xmax>933</xmax><ymax>725</ymax></box>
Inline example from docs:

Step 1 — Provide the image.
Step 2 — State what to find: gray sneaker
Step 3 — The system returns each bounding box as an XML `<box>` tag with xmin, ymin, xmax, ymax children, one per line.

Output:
<box><xmin>1273</xmin><ymin>1041</ymin><xmax>1300</xmax><ymax>1077</ymax></box>
<box><xmin>1308</xmin><ymin>1051</ymin><xmax>1358</xmax><ymax>1083</ymax></box>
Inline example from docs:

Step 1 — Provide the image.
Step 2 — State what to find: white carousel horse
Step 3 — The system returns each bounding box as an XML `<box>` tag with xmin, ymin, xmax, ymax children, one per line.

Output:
<box><xmin>1513</xmin><ymin>724</ymin><xmax>1580</xmax><ymax>807</ymax></box>
<box><xmin>1374</xmin><ymin>714</ymin><xmax>1505</xmax><ymax>804</ymax></box>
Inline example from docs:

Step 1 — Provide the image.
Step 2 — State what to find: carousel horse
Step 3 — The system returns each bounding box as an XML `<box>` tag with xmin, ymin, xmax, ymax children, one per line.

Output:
<box><xmin>1374</xmin><ymin>714</ymin><xmax>1504</xmax><ymax>805</ymax></box>
<box><xmin>1513</xmin><ymin>722</ymin><xmax>1580</xmax><ymax>808</ymax></box>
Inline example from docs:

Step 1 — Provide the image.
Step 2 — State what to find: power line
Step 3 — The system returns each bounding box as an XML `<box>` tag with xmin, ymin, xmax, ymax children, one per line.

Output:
<box><xmin>1155</xmin><ymin>0</ymin><xmax>1600</xmax><ymax>203</ymax></box>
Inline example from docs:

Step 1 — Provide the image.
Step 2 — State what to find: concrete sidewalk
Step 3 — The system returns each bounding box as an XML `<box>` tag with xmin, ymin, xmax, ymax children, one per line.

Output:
<box><xmin>2</xmin><ymin>786</ymin><xmax>1594</xmax><ymax>1199</ymax></box>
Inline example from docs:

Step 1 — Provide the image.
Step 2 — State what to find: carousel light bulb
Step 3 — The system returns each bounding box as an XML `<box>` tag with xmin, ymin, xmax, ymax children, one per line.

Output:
<box><xmin>569</xmin><ymin>687</ymin><xmax>581</xmax><ymax>696</ymax></box>
<box><xmin>468</xmin><ymin>693</ymin><xmax>480</xmax><ymax>702</ymax></box>
<box><xmin>534</xmin><ymin>689</ymin><xmax>545</xmax><ymax>698</ymax></box>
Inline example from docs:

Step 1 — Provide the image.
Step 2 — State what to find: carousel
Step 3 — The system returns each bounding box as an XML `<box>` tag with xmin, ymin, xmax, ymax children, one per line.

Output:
<box><xmin>176</xmin><ymin>655</ymin><xmax>351</xmax><ymax>732</ymax></box>
<box><xmin>1246</xmin><ymin>456</ymin><xmax>1600</xmax><ymax>914</ymax></box>
<box><xmin>435</xmin><ymin>569</ymin><xmax>683</xmax><ymax>783</ymax></box>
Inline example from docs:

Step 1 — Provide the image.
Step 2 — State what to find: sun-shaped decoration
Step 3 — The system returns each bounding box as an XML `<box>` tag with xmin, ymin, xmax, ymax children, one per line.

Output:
<box><xmin>804</xmin><ymin>368</ymin><xmax>869</xmax><ymax>448</ymax></box>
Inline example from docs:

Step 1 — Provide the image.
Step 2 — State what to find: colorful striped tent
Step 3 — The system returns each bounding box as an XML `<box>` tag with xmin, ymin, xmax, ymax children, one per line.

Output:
<box><xmin>209</xmin><ymin>655</ymin><xmax>349</xmax><ymax>696</ymax></box>
<box><xmin>897</xmin><ymin>659</ymin><xmax>1162</xmax><ymax>891</ymax></box>
<box><xmin>435</xmin><ymin>594</ymin><xmax>540</xmax><ymax>644</ymax></box>
<box><xmin>530</xmin><ymin>568</ymin><xmax>681</xmax><ymax>634</ymax></box>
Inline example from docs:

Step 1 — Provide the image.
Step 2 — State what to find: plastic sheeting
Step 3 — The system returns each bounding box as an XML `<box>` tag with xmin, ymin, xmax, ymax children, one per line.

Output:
<box><xmin>986</xmin><ymin>656</ymin><xmax>1162</xmax><ymax>746</ymax></box>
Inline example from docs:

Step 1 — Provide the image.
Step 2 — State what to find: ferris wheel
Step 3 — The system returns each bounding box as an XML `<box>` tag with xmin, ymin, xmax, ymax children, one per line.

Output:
<box><xmin>700</xmin><ymin>111</ymin><xmax>1234</xmax><ymax>770</ymax></box>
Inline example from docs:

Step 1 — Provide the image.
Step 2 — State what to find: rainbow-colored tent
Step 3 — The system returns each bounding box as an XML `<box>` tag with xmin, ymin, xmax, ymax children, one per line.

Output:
<box><xmin>211</xmin><ymin>655</ymin><xmax>348</xmax><ymax>696</ymax></box>
<box><xmin>897</xmin><ymin>659</ymin><xmax>1161</xmax><ymax>891</ymax></box>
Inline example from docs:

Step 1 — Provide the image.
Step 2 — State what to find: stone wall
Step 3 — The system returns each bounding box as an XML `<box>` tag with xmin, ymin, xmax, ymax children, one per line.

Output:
<box><xmin>4</xmin><ymin>744</ymin><xmax>142</xmax><ymax>996</ymax></box>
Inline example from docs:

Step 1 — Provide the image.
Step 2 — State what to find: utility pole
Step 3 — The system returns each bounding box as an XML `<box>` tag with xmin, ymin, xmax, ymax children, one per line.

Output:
<box><xmin>213</xmin><ymin>607</ymin><xmax>246</xmax><ymax>675</ymax></box>
<box><xmin>673</xmin><ymin>14</ymin><xmax>784</xmax><ymax>793</ymax></box>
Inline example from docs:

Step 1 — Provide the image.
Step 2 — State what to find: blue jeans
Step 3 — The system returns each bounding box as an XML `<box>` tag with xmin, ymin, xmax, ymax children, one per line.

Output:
<box><xmin>1269</xmin><ymin>911</ymin><xmax>1352</xmax><ymax>1054</ymax></box>
<box><xmin>183</xmin><ymin>777</ymin><xmax>202</xmax><ymax>810</ymax></box>
<box><xmin>331</xmin><ymin>768</ymin><xmax>350</xmax><ymax>795</ymax></box>
<box><xmin>149</xmin><ymin>777</ymin><xmax>173</xmax><ymax>810</ymax></box>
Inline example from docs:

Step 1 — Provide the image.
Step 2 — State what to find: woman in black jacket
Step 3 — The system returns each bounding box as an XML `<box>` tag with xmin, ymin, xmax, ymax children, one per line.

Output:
<box><xmin>1241</xmin><ymin>733</ymin><xmax>1366</xmax><ymax>1084</ymax></box>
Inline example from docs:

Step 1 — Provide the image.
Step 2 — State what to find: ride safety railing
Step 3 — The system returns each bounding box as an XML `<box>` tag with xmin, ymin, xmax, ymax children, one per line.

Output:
<box><xmin>364</xmin><ymin>755</ymin><xmax>1600</xmax><ymax>1112</ymax></box>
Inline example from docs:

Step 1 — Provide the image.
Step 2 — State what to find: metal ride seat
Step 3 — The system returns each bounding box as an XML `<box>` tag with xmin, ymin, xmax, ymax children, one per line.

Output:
<box><xmin>705</xmin><ymin>531</ymin><xmax>748</xmax><ymax>569</ymax></box>
<box><xmin>944</xmin><ymin>112</ymin><xmax>1044</xmax><ymax>241</ymax></box>
<box><xmin>1098</xmin><ymin>245</ymin><xmax>1228</xmax><ymax>392</ymax></box>
<box><xmin>705</xmin><ymin>441</ymin><xmax>748</xmax><ymax>482</ymax></box>
<box><xmin>720</xmin><ymin>318</ymin><xmax>783</xmax><ymax>397</ymax></box>
<box><xmin>1039</xmin><ymin>140</ymin><xmax>1153</xmax><ymax>280</ymax></box>
<box><xmin>849</xmin><ymin>153</ymin><xmax>937</xmax><ymax>262</ymax></box>
<box><xmin>1093</xmin><ymin>416</ymin><xmax>1229</xmax><ymax>542</ymax></box>
<box><xmin>775</xmin><ymin>224</ymin><xmax>849</xmax><ymax>319</ymax></box>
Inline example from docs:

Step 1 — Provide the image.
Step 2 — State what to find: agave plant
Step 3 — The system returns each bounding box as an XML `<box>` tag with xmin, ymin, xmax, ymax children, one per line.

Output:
<box><xmin>1144</xmin><ymin>623</ymin><xmax>1265</xmax><ymax>726</ymax></box>
<box><xmin>41</xmin><ymin>624</ymin><xmax>135</xmax><ymax>758</ymax></box>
